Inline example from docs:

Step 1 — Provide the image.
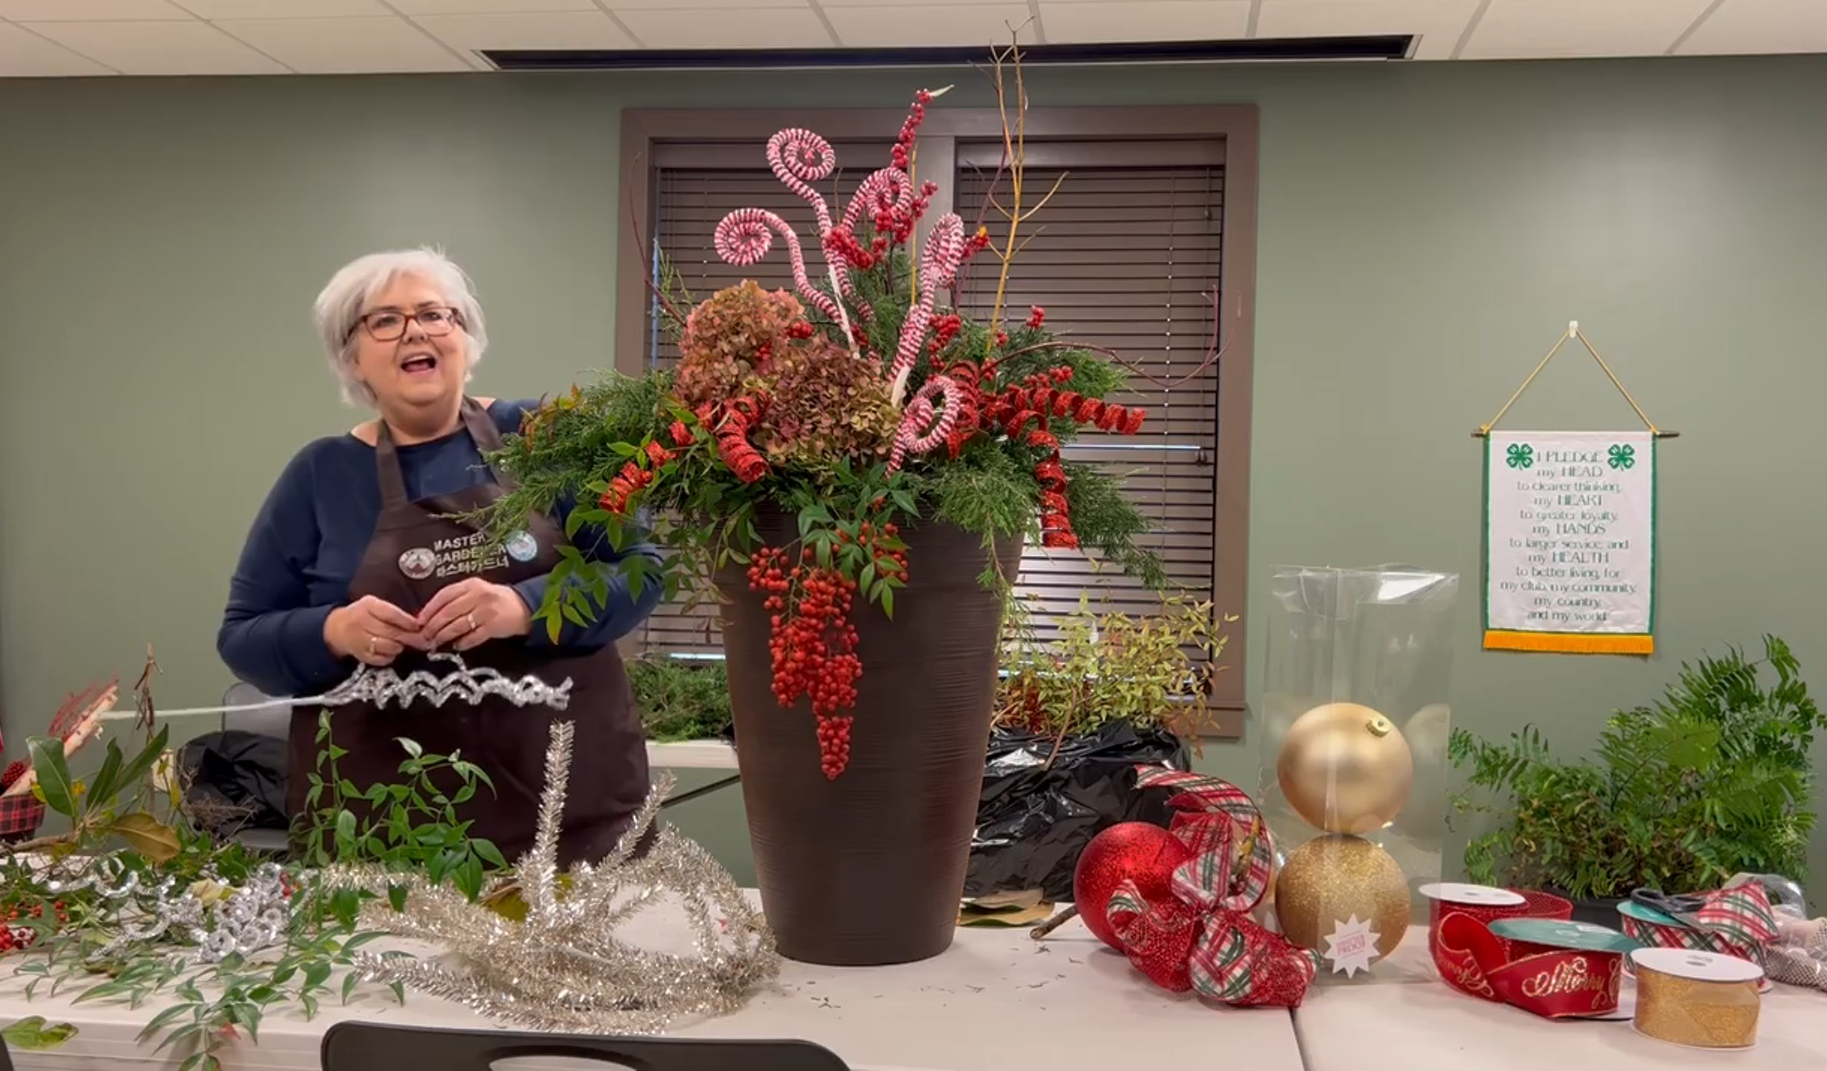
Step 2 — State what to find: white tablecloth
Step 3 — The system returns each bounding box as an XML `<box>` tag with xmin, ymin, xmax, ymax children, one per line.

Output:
<box><xmin>1294</xmin><ymin>926</ymin><xmax>1827</xmax><ymax>1070</ymax></box>
<box><xmin>0</xmin><ymin>906</ymin><xmax>1302</xmax><ymax>1071</ymax></box>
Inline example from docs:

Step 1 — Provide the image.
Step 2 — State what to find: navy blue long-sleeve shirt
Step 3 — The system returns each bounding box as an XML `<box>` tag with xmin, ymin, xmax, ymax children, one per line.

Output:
<box><xmin>219</xmin><ymin>398</ymin><xmax>662</xmax><ymax>699</ymax></box>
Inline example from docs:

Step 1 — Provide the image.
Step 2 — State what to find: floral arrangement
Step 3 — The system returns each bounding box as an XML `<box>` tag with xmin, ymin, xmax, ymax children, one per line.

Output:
<box><xmin>490</xmin><ymin>87</ymin><xmax>1165</xmax><ymax>778</ymax></box>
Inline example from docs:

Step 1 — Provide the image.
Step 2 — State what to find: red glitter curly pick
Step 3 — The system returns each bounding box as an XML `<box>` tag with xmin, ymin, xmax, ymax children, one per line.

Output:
<box><xmin>889</xmin><ymin>214</ymin><xmax>966</xmax><ymax>402</ymax></box>
<box><xmin>714</xmin><ymin>207</ymin><xmax>843</xmax><ymax>323</ymax></box>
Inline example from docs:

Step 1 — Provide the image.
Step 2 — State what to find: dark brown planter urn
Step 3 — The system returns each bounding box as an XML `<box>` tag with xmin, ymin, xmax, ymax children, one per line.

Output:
<box><xmin>717</xmin><ymin>512</ymin><xmax>1020</xmax><ymax>966</ymax></box>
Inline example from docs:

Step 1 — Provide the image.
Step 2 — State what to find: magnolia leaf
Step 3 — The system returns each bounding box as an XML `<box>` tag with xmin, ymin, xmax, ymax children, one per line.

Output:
<box><xmin>26</xmin><ymin>737</ymin><xmax>77</xmax><ymax>818</ymax></box>
<box><xmin>109</xmin><ymin>814</ymin><xmax>182</xmax><ymax>863</ymax></box>
<box><xmin>3</xmin><ymin>1017</ymin><xmax>78</xmax><ymax>1050</ymax></box>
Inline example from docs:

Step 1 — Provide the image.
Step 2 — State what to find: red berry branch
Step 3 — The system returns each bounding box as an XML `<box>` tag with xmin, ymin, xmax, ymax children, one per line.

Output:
<box><xmin>744</xmin><ymin>523</ymin><xmax>908</xmax><ymax>780</ymax></box>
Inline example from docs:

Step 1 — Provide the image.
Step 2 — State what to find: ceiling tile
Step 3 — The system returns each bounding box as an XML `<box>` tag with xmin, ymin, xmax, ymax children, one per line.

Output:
<box><xmin>218</xmin><ymin>16</ymin><xmax>474</xmax><ymax>72</ymax></box>
<box><xmin>615</xmin><ymin>5</ymin><xmax>830</xmax><ymax>48</ymax></box>
<box><xmin>1257</xmin><ymin>0</ymin><xmax>1478</xmax><ymax>61</ymax></box>
<box><xmin>174</xmin><ymin>1</ymin><xmax>391</xmax><ymax>17</ymax></box>
<box><xmin>418</xmin><ymin>11</ymin><xmax>636</xmax><ymax>51</ymax></box>
<box><xmin>387</xmin><ymin>0</ymin><xmax>597</xmax><ymax>13</ymax></box>
<box><xmin>25</xmin><ymin>19</ymin><xmax>286</xmax><ymax>74</ymax></box>
<box><xmin>1463</xmin><ymin>0</ymin><xmax>1715</xmax><ymax>59</ymax></box>
<box><xmin>0</xmin><ymin>21</ymin><xmax>115</xmax><ymax>75</ymax></box>
<box><xmin>1039</xmin><ymin>0</ymin><xmax>1251</xmax><ymax>44</ymax></box>
<box><xmin>0</xmin><ymin>0</ymin><xmax>188</xmax><ymax>18</ymax></box>
<box><xmin>826</xmin><ymin>3</ymin><xmax>1031</xmax><ymax>47</ymax></box>
<box><xmin>1677</xmin><ymin>0</ymin><xmax>1827</xmax><ymax>56</ymax></box>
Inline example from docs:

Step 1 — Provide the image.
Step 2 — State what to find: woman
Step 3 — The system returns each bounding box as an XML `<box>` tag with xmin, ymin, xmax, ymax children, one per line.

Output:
<box><xmin>219</xmin><ymin>247</ymin><xmax>661</xmax><ymax>865</ymax></box>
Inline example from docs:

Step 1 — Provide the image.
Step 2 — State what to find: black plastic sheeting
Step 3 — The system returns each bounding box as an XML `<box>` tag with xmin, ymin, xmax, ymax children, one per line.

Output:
<box><xmin>179</xmin><ymin>730</ymin><xmax>290</xmax><ymax>832</ymax></box>
<box><xmin>964</xmin><ymin>723</ymin><xmax>1190</xmax><ymax>902</ymax></box>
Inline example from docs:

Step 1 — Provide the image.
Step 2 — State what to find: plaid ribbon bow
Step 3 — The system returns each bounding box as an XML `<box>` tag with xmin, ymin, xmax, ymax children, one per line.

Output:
<box><xmin>1104</xmin><ymin>768</ymin><xmax>1320</xmax><ymax>1008</ymax></box>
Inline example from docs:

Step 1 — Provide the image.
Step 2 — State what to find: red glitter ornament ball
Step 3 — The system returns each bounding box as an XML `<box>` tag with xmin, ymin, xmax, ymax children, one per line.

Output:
<box><xmin>1072</xmin><ymin>822</ymin><xmax>1192</xmax><ymax>950</ymax></box>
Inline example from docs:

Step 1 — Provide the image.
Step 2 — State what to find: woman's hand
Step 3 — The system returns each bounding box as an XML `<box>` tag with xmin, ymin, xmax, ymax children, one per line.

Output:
<box><xmin>324</xmin><ymin>596</ymin><xmax>427</xmax><ymax>666</ymax></box>
<box><xmin>416</xmin><ymin>578</ymin><xmax>533</xmax><ymax>651</ymax></box>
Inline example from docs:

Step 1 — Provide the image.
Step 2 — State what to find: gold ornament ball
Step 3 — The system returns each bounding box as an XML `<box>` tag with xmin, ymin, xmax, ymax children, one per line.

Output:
<box><xmin>1274</xmin><ymin>834</ymin><xmax>1410</xmax><ymax>960</ymax></box>
<box><xmin>1277</xmin><ymin>702</ymin><xmax>1414</xmax><ymax>834</ymax></box>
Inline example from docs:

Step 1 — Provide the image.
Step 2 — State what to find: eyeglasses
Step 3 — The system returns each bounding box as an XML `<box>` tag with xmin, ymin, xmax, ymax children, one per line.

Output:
<box><xmin>350</xmin><ymin>306</ymin><xmax>464</xmax><ymax>343</ymax></box>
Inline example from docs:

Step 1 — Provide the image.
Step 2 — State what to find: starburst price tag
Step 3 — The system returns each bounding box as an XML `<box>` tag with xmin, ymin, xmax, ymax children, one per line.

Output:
<box><xmin>1323</xmin><ymin>914</ymin><xmax>1381</xmax><ymax>977</ymax></box>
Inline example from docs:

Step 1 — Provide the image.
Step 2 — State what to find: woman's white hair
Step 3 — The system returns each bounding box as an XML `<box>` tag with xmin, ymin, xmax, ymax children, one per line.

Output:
<box><xmin>314</xmin><ymin>247</ymin><xmax>489</xmax><ymax>407</ymax></box>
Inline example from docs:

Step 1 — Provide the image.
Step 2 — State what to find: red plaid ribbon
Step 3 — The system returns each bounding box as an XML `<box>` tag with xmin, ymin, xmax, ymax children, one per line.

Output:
<box><xmin>1621</xmin><ymin>884</ymin><xmax>1779</xmax><ymax>964</ymax></box>
<box><xmin>1104</xmin><ymin>768</ymin><xmax>1320</xmax><ymax>1008</ymax></box>
<box><xmin>0</xmin><ymin>795</ymin><xmax>45</xmax><ymax>841</ymax></box>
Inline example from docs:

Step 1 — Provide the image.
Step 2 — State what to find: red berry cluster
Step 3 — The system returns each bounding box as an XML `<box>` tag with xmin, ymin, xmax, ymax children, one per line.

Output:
<box><xmin>925</xmin><ymin>312</ymin><xmax>964</xmax><ymax>360</ymax></box>
<box><xmin>891</xmin><ymin>89</ymin><xmax>935</xmax><ymax>171</ymax></box>
<box><xmin>0</xmin><ymin>900</ymin><xmax>68</xmax><ymax>953</ymax></box>
<box><xmin>748</xmin><ymin>547</ymin><xmax>864</xmax><ymax>779</ymax></box>
<box><xmin>1025</xmin><ymin>305</ymin><xmax>1047</xmax><ymax>330</ymax></box>
<box><xmin>786</xmin><ymin>320</ymin><xmax>816</xmax><ymax>341</ymax></box>
<box><xmin>825</xmin><ymin>224</ymin><xmax>881</xmax><ymax>271</ymax></box>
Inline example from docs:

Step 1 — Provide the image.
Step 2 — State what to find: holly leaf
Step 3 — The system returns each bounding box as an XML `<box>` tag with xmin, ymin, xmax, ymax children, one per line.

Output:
<box><xmin>3</xmin><ymin>1017</ymin><xmax>78</xmax><ymax>1051</ymax></box>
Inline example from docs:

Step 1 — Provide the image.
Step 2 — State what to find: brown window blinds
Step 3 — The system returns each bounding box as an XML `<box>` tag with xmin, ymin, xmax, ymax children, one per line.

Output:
<box><xmin>636</xmin><ymin>139</ymin><xmax>1225</xmax><ymax>658</ymax></box>
<box><xmin>953</xmin><ymin>141</ymin><xmax>1224</xmax><ymax>648</ymax></box>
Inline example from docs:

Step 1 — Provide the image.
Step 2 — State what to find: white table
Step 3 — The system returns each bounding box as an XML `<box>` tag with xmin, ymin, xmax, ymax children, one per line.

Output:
<box><xmin>0</xmin><ymin>907</ymin><xmax>1302</xmax><ymax>1071</ymax></box>
<box><xmin>1294</xmin><ymin>927</ymin><xmax>1827</xmax><ymax>1070</ymax></box>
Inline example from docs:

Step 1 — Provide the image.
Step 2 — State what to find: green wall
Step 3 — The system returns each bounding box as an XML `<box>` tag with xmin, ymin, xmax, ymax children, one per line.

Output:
<box><xmin>3</xmin><ymin>57</ymin><xmax>1825</xmax><ymax>892</ymax></box>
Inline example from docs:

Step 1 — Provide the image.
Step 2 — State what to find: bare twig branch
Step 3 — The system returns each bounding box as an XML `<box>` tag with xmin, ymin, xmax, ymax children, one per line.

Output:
<box><xmin>1016</xmin><ymin>172</ymin><xmax>1070</xmax><ymax>224</ymax></box>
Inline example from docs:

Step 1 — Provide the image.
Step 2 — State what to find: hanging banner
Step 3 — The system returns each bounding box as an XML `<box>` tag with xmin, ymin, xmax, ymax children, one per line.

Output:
<box><xmin>1483</xmin><ymin>430</ymin><xmax>1655</xmax><ymax>654</ymax></box>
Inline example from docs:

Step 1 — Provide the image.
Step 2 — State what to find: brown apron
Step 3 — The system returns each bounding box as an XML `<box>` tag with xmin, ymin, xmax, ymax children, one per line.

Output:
<box><xmin>285</xmin><ymin>397</ymin><xmax>649</xmax><ymax>867</ymax></box>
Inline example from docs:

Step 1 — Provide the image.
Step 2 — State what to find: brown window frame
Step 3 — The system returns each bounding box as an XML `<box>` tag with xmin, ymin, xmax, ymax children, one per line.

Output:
<box><xmin>616</xmin><ymin>105</ymin><xmax>1259</xmax><ymax>736</ymax></box>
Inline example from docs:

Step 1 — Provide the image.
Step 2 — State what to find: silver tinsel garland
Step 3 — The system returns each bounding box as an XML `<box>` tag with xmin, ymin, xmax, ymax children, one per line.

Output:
<box><xmin>320</xmin><ymin>720</ymin><xmax>778</xmax><ymax>1033</ymax></box>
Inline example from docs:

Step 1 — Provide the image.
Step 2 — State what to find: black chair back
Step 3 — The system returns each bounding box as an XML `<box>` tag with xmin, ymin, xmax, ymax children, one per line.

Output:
<box><xmin>321</xmin><ymin>1022</ymin><xmax>849</xmax><ymax>1071</ymax></box>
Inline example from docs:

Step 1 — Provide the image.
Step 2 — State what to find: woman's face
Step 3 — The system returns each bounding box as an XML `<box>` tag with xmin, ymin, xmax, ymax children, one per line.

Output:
<box><xmin>350</xmin><ymin>272</ymin><xmax>471</xmax><ymax>420</ymax></box>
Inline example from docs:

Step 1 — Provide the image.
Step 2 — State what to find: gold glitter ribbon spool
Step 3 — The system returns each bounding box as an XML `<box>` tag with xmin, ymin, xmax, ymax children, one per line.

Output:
<box><xmin>1630</xmin><ymin>948</ymin><xmax>1762</xmax><ymax>1050</ymax></box>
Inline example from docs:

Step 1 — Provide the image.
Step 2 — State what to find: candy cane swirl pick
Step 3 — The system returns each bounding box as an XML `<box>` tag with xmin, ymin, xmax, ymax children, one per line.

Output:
<box><xmin>714</xmin><ymin>207</ymin><xmax>844</xmax><ymax>324</ymax></box>
<box><xmin>890</xmin><ymin>213</ymin><xmax>966</xmax><ymax>404</ymax></box>
<box><xmin>759</xmin><ymin>127</ymin><xmax>868</xmax><ymax>336</ymax></box>
<box><xmin>887</xmin><ymin>374</ymin><xmax>965</xmax><ymax>473</ymax></box>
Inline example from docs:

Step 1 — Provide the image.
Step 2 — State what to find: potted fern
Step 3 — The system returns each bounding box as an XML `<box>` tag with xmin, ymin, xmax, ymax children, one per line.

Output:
<box><xmin>1450</xmin><ymin>635</ymin><xmax>1822</xmax><ymax>926</ymax></box>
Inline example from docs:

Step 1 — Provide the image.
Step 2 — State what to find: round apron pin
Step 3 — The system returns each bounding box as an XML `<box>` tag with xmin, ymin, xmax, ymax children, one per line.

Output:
<box><xmin>505</xmin><ymin>530</ymin><xmax>539</xmax><ymax>563</ymax></box>
<box><xmin>398</xmin><ymin>548</ymin><xmax>436</xmax><ymax>580</ymax></box>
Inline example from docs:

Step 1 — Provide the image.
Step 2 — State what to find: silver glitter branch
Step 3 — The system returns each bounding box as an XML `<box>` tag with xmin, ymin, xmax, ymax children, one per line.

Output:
<box><xmin>320</xmin><ymin>720</ymin><xmax>776</xmax><ymax>1033</ymax></box>
<box><xmin>320</xmin><ymin>651</ymin><xmax>574</xmax><ymax>711</ymax></box>
<box><xmin>97</xmin><ymin>651</ymin><xmax>574</xmax><ymax>725</ymax></box>
<box><xmin>43</xmin><ymin>861</ymin><xmax>291</xmax><ymax>964</ymax></box>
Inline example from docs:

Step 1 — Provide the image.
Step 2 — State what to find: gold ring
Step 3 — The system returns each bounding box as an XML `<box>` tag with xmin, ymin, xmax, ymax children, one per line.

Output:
<box><xmin>367</xmin><ymin>635</ymin><xmax>376</xmax><ymax>656</ymax></box>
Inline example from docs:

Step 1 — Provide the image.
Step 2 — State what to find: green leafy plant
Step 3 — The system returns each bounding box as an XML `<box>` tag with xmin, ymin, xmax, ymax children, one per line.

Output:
<box><xmin>1450</xmin><ymin>635</ymin><xmax>1824</xmax><ymax>900</ymax></box>
<box><xmin>297</xmin><ymin>711</ymin><xmax>506</xmax><ymax>911</ymax></box>
<box><xmin>629</xmin><ymin>658</ymin><xmax>733</xmax><ymax>742</ymax></box>
<box><xmin>996</xmin><ymin>595</ymin><xmax>1235</xmax><ymax>748</ymax></box>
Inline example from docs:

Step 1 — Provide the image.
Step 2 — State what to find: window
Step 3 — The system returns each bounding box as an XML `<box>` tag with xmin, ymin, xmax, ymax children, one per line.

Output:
<box><xmin>616</xmin><ymin>107</ymin><xmax>1257</xmax><ymax>734</ymax></box>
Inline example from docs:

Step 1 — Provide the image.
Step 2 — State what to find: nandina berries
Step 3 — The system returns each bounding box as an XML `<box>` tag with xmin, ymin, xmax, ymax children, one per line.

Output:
<box><xmin>746</xmin><ymin>546</ymin><xmax>864</xmax><ymax>779</ymax></box>
<box><xmin>0</xmin><ymin>900</ymin><xmax>69</xmax><ymax>953</ymax></box>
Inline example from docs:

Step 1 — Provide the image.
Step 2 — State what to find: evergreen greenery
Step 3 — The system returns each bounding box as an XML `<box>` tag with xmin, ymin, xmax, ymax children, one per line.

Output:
<box><xmin>1450</xmin><ymin>635</ymin><xmax>1823</xmax><ymax>900</ymax></box>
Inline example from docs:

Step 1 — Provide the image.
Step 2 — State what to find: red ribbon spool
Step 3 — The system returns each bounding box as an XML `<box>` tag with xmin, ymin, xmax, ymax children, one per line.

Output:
<box><xmin>1435</xmin><ymin>909</ymin><xmax>1624</xmax><ymax>1019</ymax></box>
<box><xmin>1429</xmin><ymin>889</ymin><xmax>1571</xmax><ymax>1000</ymax></box>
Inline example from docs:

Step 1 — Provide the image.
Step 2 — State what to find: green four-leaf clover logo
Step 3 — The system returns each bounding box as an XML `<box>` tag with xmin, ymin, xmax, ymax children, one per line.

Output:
<box><xmin>1608</xmin><ymin>444</ymin><xmax>1636</xmax><ymax>470</ymax></box>
<box><xmin>1505</xmin><ymin>443</ymin><xmax>1534</xmax><ymax>470</ymax></box>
